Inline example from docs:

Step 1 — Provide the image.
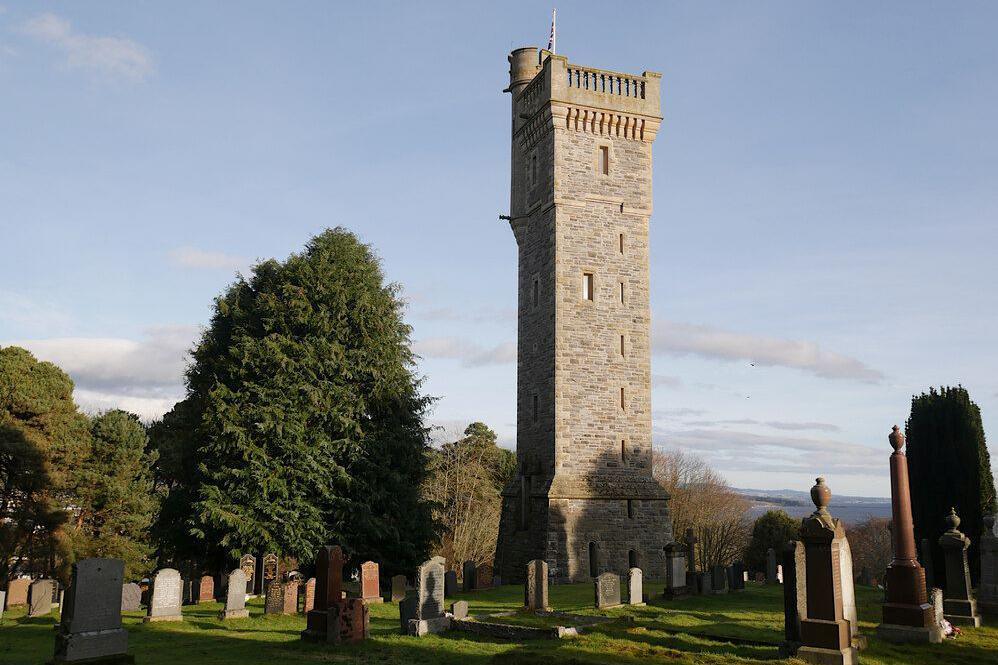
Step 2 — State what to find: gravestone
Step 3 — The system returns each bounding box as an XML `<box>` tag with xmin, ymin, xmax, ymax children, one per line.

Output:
<box><xmin>779</xmin><ymin>540</ymin><xmax>805</xmax><ymax>657</ymax></box>
<box><xmin>475</xmin><ymin>563</ymin><xmax>493</xmax><ymax>590</ymax></box>
<box><xmin>444</xmin><ymin>570</ymin><xmax>458</xmax><ymax>598</ymax></box>
<box><xmin>525</xmin><ymin>559</ymin><xmax>549</xmax><ymax>611</ymax></box>
<box><xmin>594</xmin><ymin>572</ymin><xmax>621</xmax><ymax>609</ymax></box>
<box><xmin>7</xmin><ymin>578</ymin><xmax>29</xmax><ymax>607</ymax></box>
<box><xmin>240</xmin><ymin>554</ymin><xmax>256</xmax><ymax>595</ymax></box>
<box><xmin>627</xmin><ymin>568</ymin><xmax>644</xmax><ymax>605</ymax></box>
<box><xmin>797</xmin><ymin>478</ymin><xmax>858</xmax><ymax>665</ymax></box>
<box><xmin>390</xmin><ymin>575</ymin><xmax>407</xmax><ymax>602</ymax></box>
<box><xmin>144</xmin><ymin>568</ymin><xmax>183</xmax><ymax>622</ymax></box>
<box><xmin>979</xmin><ymin>514</ymin><xmax>998</xmax><ymax>616</ymax></box>
<box><xmin>338</xmin><ymin>598</ymin><xmax>369</xmax><ymax>642</ymax></box>
<box><xmin>836</xmin><ymin>536</ymin><xmax>865</xmax><ymax>649</ymax></box>
<box><xmin>399</xmin><ymin>595</ymin><xmax>418</xmax><ymax>633</ymax></box>
<box><xmin>264</xmin><ymin>580</ymin><xmax>284</xmax><ymax>614</ymax></box>
<box><xmin>698</xmin><ymin>571</ymin><xmax>713</xmax><ymax>594</ymax></box>
<box><xmin>198</xmin><ymin>575</ymin><xmax>214</xmax><ymax>603</ymax></box>
<box><xmin>181</xmin><ymin>578</ymin><xmax>195</xmax><ymax>606</ymax></box>
<box><xmin>930</xmin><ymin>588</ymin><xmax>944</xmax><ymax>626</ymax></box>
<box><xmin>710</xmin><ymin>565</ymin><xmax>727</xmax><ymax>594</ymax></box>
<box><xmin>684</xmin><ymin>528</ymin><xmax>698</xmax><ymax>588</ymax></box>
<box><xmin>52</xmin><ymin>558</ymin><xmax>132</xmax><ymax>664</ymax></box>
<box><xmin>462</xmin><ymin>561</ymin><xmax>476</xmax><ymax>592</ymax></box>
<box><xmin>120</xmin><ymin>583</ymin><xmax>142</xmax><ymax>612</ymax></box>
<box><xmin>0</xmin><ymin>591</ymin><xmax>4</xmax><ymax>620</ymax></box>
<box><xmin>301</xmin><ymin>545</ymin><xmax>345</xmax><ymax>642</ymax></box>
<box><xmin>450</xmin><ymin>600</ymin><xmax>468</xmax><ymax>619</ymax></box>
<box><xmin>407</xmin><ymin>556</ymin><xmax>450</xmax><ymax>636</ymax></box>
<box><xmin>303</xmin><ymin>577</ymin><xmax>316</xmax><ymax>613</ymax></box>
<box><xmin>766</xmin><ymin>548</ymin><xmax>779</xmax><ymax>584</ymax></box>
<box><xmin>360</xmin><ymin>561</ymin><xmax>382</xmax><ymax>604</ymax></box>
<box><xmin>920</xmin><ymin>537</ymin><xmax>935</xmax><ymax>594</ymax></box>
<box><xmin>663</xmin><ymin>543</ymin><xmax>688</xmax><ymax>598</ymax></box>
<box><xmin>281</xmin><ymin>581</ymin><xmax>298</xmax><ymax>614</ymax></box>
<box><xmin>220</xmin><ymin>569</ymin><xmax>248</xmax><ymax>619</ymax></box>
<box><xmin>938</xmin><ymin>508</ymin><xmax>981</xmax><ymax>626</ymax></box>
<box><xmin>28</xmin><ymin>579</ymin><xmax>55</xmax><ymax>617</ymax></box>
<box><xmin>262</xmin><ymin>553</ymin><xmax>279</xmax><ymax>595</ymax></box>
<box><xmin>731</xmin><ymin>561</ymin><xmax>746</xmax><ymax>591</ymax></box>
<box><xmin>754</xmin><ymin>571</ymin><xmax>765</xmax><ymax>583</ymax></box>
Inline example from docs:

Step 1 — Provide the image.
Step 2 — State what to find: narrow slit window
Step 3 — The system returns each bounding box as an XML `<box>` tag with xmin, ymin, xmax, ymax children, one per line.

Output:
<box><xmin>619</xmin><ymin>233</ymin><xmax>625</xmax><ymax>254</ymax></box>
<box><xmin>620</xmin><ymin>439</ymin><xmax>626</xmax><ymax>460</ymax></box>
<box><xmin>620</xmin><ymin>387</ymin><xmax>626</xmax><ymax>411</ymax></box>
<box><xmin>627</xmin><ymin>500</ymin><xmax>635</xmax><ymax>520</ymax></box>
<box><xmin>619</xmin><ymin>281</ymin><xmax>625</xmax><ymax>304</ymax></box>
<box><xmin>598</xmin><ymin>146</ymin><xmax>609</xmax><ymax>175</ymax></box>
<box><xmin>532</xmin><ymin>394</ymin><xmax>539</xmax><ymax>423</ymax></box>
<box><xmin>583</xmin><ymin>273</ymin><xmax>594</xmax><ymax>301</ymax></box>
<box><xmin>589</xmin><ymin>542</ymin><xmax>599</xmax><ymax>577</ymax></box>
<box><xmin>620</xmin><ymin>334</ymin><xmax>625</xmax><ymax>356</ymax></box>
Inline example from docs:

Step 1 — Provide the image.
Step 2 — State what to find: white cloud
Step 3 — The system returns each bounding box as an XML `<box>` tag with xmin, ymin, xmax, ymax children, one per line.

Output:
<box><xmin>652</xmin><ymin>320</ymin><xmax>884</xmax><ymax>383</ymax></box>
<box><xmin>652</xmin><ymin>374</ymin><xmax>683</xmax><ymax>388</ymax></box>
<box><xmin>413</xmin><ymin>337</ymin><xmax>516</xmax><ymax>367</ymax></box>
<box><xmin>22</xmin><ymin>13</ymin><xmax>153</xmax><ymax>81</ymax></box>
<box><xmin>6</xmin><ymin>326</ymin><xmax>197</xmax><ymax>420</ymax></box>
<box><xmin>168</xmin><ymin>247</ymin><xmax>250</xmax><ymax>271</ymax></box>
<box><xmin>681</xmin><ymin>418</ymin><xmax>841</xmax><ymax>433</ymax></box>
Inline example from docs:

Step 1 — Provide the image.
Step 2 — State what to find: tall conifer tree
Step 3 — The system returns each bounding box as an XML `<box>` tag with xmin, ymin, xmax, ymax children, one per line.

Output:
<box><xmin>185</xmin><ymin>228</ymin><xmax>437</xmax><ymax>573</ymax></box>
<box><xmin>907</xmin><ymin>386</ymin><xmax>996</xmax><ymax>585</ymax></box>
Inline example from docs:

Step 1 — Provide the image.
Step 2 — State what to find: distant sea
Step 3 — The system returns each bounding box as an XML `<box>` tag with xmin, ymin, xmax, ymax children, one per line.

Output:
<box><xmin>735</xmin><ymin>487</ymin><xmax>892</xmax><ymax>526</ymax></box>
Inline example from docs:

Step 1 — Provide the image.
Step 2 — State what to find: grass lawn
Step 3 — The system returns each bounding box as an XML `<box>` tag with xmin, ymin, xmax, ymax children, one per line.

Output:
<box><xmin>1</xmin><ymin>581</ymin><xmax>996</xmax><ymax>664</ymax></box>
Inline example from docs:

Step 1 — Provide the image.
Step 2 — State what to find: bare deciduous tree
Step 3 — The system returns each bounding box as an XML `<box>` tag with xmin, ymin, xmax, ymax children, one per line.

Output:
<box><xmin>653</xmin><ymin>448</ymin><xmax>751</xmax><ymax>570</ymax></box>
<box><xmin>847</xmin><ymin>517</ymin><xmax>893</xmax><ymax>583</ymax></box>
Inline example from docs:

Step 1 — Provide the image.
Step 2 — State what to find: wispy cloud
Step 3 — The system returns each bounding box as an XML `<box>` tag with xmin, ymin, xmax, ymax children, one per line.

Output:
<box><xmin>652</xmin><ymin>320</ymin><xmax>884</xmax><ymax>383</ymax></box>
<box><xmin>0</xmin><ymin>291</ymin><xmax>73</xmax><ymax>334</ymax></box>
<box><xmin>656</xmin><ymin>427</ymin><xmax>883</xmax><ymax>477</ymax></box>
<box><xmin>652</xmin><ymin>374</ymin><xmax>683</xmax><ymax>388</ymax></box>
<box><xmin>413</xmin><ymin>336</ymin><xmax>515</xmax><ymax>367</ymax></box>
<box><xmin>5</xmin><ymin>326</ymin><xmax>197</xmax><ymax>420</ymax></box>
<box><xmin>411</xmin><ymin>306</ymin><xmax>516</xmax><ymax>325</ymax></box>
<box><xmin>682</xmin><ymin>418</ymin><xmax>841</xmax><ymax>433</ymax></box>
<box><xmin>22</xmin><ymin>12</ymin><xmax>154</xmax><ymax>81</ymax></box>
<box><xmin>168</xmin><ymin>247</ymin><xmax>250</xmax><ymax>271</ymax></box>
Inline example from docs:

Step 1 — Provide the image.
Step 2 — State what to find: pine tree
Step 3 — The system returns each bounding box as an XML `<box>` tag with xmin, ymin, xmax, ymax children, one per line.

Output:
<box><xmin>69</xmin><ymin>410</ymin><xmax>158</xmax><ymax>577</ymax></box>
<box><xmin>184</xmin><ymin>228</ymin><xmax>437</xmax><ymax>573</ymax></box>
<box><xmin>907</xmin><ymin>386</ymin><xmax>996</xmax><ymax>585</ymax></box>
<box><xmin>744</xmin><ymin>509</ymin><xmax>799</xmax><ymax>574</ymax></box>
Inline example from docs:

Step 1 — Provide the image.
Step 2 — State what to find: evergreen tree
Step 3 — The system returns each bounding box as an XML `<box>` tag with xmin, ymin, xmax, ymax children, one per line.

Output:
<box><xmin>744</xmin><ymin>509</ymin><xmax>799</xmax><ymax>574</ymax></box>
<box><xmin>185</xmin><ymin>228</ymin><xmax>437</xmax><ymax>573</ymax></box>
<box><xmin>0</xmin><ymin>346</ymin><xmax>90</xmax><ymax>583</ymax></box>
<box><xmin>907</xmin><ymin>386</ymin><xmax>996</xmax><ymax>585</ymax></box>
<box><xmin>69</xmin><ymin>410</ymin><xmax>158</xmax><ymax>577</ymax></box>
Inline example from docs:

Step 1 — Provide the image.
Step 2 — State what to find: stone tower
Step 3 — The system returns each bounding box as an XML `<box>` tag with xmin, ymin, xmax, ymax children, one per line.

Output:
<box><xmin>495</xmin><ymin>48</ymin><xmax>673</xmax><ymax>583</ymax></box>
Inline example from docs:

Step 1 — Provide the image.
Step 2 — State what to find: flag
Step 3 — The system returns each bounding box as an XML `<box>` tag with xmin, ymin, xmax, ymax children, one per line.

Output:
<box><xmin>547</xmin><ymin>9</ymin><xmax>556</xmax><ymax>53</ymax></box>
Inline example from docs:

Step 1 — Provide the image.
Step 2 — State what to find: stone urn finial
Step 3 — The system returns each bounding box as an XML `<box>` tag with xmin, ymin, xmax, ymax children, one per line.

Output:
<box><xmin>810</xmin><ymin>477</ymin><xmax>832</xmax><ymax>514</ymax></box>
<box><xmin>889</xmin><ymin>425</ymin><xmax>904</xmax><ymax>452</ymax></box>
<box><xmin>944</xmin><ymin>507</ymin><xmax>961</xmax><ymax>532</ymax></box>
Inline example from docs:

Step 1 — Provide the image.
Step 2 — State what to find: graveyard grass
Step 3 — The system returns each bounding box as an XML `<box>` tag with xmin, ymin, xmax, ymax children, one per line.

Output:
<box><xmin>2</xmin><ymin>582</ymin><xmax>997</xmax><ymax>665</ymax></box>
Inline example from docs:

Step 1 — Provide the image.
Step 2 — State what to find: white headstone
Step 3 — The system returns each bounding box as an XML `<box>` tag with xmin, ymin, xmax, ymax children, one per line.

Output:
<box><xmin>144</xmin><ymin>568</ymin><xmax>183</xmax><ymax>622</ymax></box>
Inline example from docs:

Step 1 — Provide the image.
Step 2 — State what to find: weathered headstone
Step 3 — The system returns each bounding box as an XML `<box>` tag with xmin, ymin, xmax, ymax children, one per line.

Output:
<box><xmin>264</xmin><ymin>579</ymin><xmax>285</xmax><ymax>614</ymax></box>
<box><xmin>338</xmin><ymin>598</ymin><xmax>369</xmax><ymax>642</ymax></box>
<box><xmin>663</xmin><ymin>542</ymin><xmax>688</xmax><ymax>598</ymax></box>
<box><xmin>731</xmin><ymin>561</ymin><xmax>746</xmax><ymax>591</ymax></box>
<box><xmin>627</xmin><ymin>568</ymin><xmax>644</xmax><ymax>605</ymax></box>
<box><xmin>390</xmin><ymin>574</ymin><xmax>407</xmax><ymax>602</ymax></box>
<box><xmin>710</xmin><ymin>565</ymin><xmax>727</xmax><ymax>594</ymax></box>
<box><xmin>262</xmin><ymin>553</ymin><xmax>279</xmax><ymax>595</ymax></box>
<box><xmin>220</xmin><ymin>569</ymin><xmax>248</xmax><ymax>619</ymax></box>
<box><xmin>797</xmin><ymin>478</ymin><xmax>858</xmax><ymax>665</ymax></box>
<box><xmin>462</xmin><ymin>561</ymin><xmax>476</xmax><ymax>592</ymax></box>
<box><xmin>7</xmin><ymin>578</ymin><xmax>29</xmax><ymax>607</ymax></box>
<box><xmin>303</xmin><ymin>577</ymin><xmax>316</xmax><ymax>613</ymax></box>
<box><xmin>836</xmin><ymin>536</ymin><xmax>865</xmax><ymax>649</ymax></box>
<box><xmin>779</xmin><ymin>540</ymin><xmax>805</xmax><ymax>658</ymax></box>
<box><xmin>475</xmin><ymin>563</ymin><xmax>493</xmax><ymax>590</ymax></box>
<box><xmin>450</xmin><ymin>600</ymin><xmax>468</xmax><ymax>619</ymax></box>
<box><xmin>525</xmin><ymin>559</ymin><xmax>549</xmax><ymax>611</ymax></box>
<box><xmin>301</xmin><ymin>545</ymin><xmax>344</xmax><ymax>640</ymax></box>
<box><xmin>979</xmin><ymin>513</ymin><xmax>998</xmax><ymax>617</ymax></box>
<box><xmin>144</xmin><ymin>568</ymin><xmax>183</xmax><ymax>622</ymax></box>
<box><xmin>444</xmin><ymin>570</ymin><xmax>458</xmax><ymax>598</ymax></box>
<box><xmin>28</xmin><ymin>579</ymin><xmax>55</xmax><ymax>617</ymax></box>
<box><xmin>698</xmin><ymin>571</ymin><xmax>712</xmax><ymax>594</ymax></box>
<box><xmin>281</xmin><ymin>581</ymin><xmax>298</xmax><ymax>614</ymax></box>
<box><xmin>407</xmin><ymin>556</ymin><xmax>450</xmax><ymax>636</ymax></box>
<box><xmin>240</xmin><ymin>554</ymin><xmax>256</xmax><ymax>595</ymax></box>
<box><xmin>181</xmin><ymin>578</ymin><xmax>195</xmax><ymax>606</ymax></box>
<box><xmin>360</xmin><ymin>561</ymin><xmax>382</xmax><ymax>604</ymax></box>
<box><xmin>766</xmin><ymin>548</ymin><xmax>779</xmax><ymax>584</ymax></box>
<box><xmin>594</xmin><ymin>572</ymin><xmax>621</xmax><ymax>609</ymax></box>
<box><xmin>399</xmin><ymin>595</ymin><xmax>418</xmax><ymax>633</ymax></box>
<box><xmin>121</xmin><ymin>583</ymin><xmax>142</xmax><ymax>612</ymax></box>
<box><xmin>198</xmin><ymin>575</ymin><xmax>214</xmax><ymax>603</ymax></box>
<box><xmin>52</xmin><ymin>558</ymin><xmax>132</xmax><ymax>663</ymax></box>
<box><xmin>938</xmin><ymin>507</ymin><xmax>981</xmax><ymax>626</ymax></box>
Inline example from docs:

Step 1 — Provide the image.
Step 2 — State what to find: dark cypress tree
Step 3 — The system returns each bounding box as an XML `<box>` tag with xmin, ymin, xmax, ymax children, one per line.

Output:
<box><xmin>907</xmin><ymin>386</ymin><xmax>996</xmax><ymax>585</ymax></box>
<box><xmin>183</xmin><ymin>228</ymin><xmax>438</xmax><ymax>574</ymax></box>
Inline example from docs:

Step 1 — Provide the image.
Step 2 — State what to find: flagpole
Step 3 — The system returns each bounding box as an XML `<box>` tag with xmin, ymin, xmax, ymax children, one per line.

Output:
<box><xmin>551</xmin><ymin>9</ymin><xmax>557</xmax><ymax>54</ymax></box>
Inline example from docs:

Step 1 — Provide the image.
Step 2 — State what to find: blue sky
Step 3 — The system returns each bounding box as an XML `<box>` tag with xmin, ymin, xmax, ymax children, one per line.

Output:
<box><xmin>1</xmin><ymin>1</ymin><xmax>996</xmax><ymax>496</ymax></box>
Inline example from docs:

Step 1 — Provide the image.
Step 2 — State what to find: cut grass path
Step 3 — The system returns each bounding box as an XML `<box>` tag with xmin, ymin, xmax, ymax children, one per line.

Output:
<box><xmin>2</xmin><ymin>581</ymin><xmax>996</xmax><ymax>664</ymax></box>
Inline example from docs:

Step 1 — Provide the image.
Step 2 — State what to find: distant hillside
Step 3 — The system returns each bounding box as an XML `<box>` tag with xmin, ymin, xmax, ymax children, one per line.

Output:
<box><xmin>734</xmin><ymin>487</ymin><xmax>891</xmax><ymax>525</ymax></box>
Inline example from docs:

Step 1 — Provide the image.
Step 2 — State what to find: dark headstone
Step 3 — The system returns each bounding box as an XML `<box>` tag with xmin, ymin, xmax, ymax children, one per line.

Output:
<box><xmin>144</xmin><ymin>569</ymin><xmax>183</xmax><ymax>623</ymax></box>
<box><xmin>766</xmin><ymin>548</ymin><xmax>778</xmax><ymax>584</ymax></box>
<box><xmin>779</xmin><ymin>541</ymin><xmax>803</xmax><ymax>657</ymax></box>
<box><xmin>399</xmin><ymin>595</ymin><xmax>418</xmax><ymax>634</ymax></box>
<box><xmin>594</xmin><ymin>572</ymin><xmax>621</xmax><ymax>609</ymax></box>
<box><xmin>220</xmin><ymin>569</ymin><xmax>248</xmax><ymax>619</ymax></box>
<box><xmin>663</xmin><ymin>543</ymin><xmax>688</xmax><ymax>597</ymax></box>
<box><xmin>390</xmin><ymin>575</ymin><xmax>407</xmax><ymax>602</ymax></box>
<box><xmin>462</xmin><ymin>561</ymin><xmax>476</xmax><ymax>592</ymax></box>
<box><xmin>28</xmin><ymin>579</ymin><xmax>55</xmax><ymax>617</ymax></box>
<box><xmin>264</xmin><ymin>580</ymin><xmax>284</xmax><ymax>614</ymax></box>
<box><xmin>525</xmin><ymin>559</ymin><xmax>549</xmax><ymax>611</ymax></box>
<box><xmin>938</xmin><ymin>508</ymin><xmax>981</xmax><ymax>626</ymax></box>
<box><xmin>981</xmin><ymin>514</ymin><xmax>998</xmax><ymax>615</ymax></box>
<box><xmin>920</xmin><ymin>537</ymin><xmax>935</xmax><ymax>594</ymax></box>
<box><xmin>54</xmin><ymin>558</ymin><xmax>131</xmax><ymax>663</ymax></box>
<box><xmin>444</xmin><ymin>570</ymin><xmax>458</xmax><ymax>598</ymax></box>
<box><xmin>121</xmin><ymin>583</ymin><xmax>142</xmax><ymax>612</ymax></box>
<box><xmin>731</xmin><ymin>561</ymin><xmax>746</xmax><ymax>591</ymax></box>
<box><xmin>710</xmin><ymin>565</ymin><xmax>727</xmax><ymax>594</ymax></box>
<box><xmin>685</xmin><ymin>527</ymin><xmax>698</xmax><ymax>579</ymax></box>
<box><xmin>475</xmin><ymin>563</ymin><xmax>493</xmax><ymax>590</ymax></box>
